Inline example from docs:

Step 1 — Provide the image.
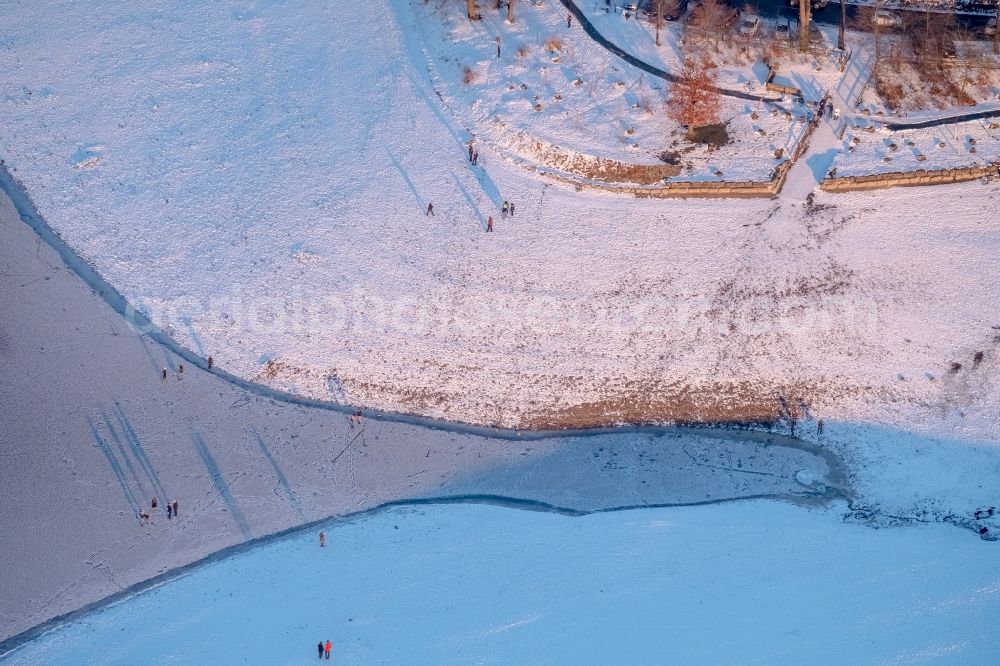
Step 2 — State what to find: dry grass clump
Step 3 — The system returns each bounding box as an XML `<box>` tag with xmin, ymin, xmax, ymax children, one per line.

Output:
<box><xmin>463</xmin><ymin>66</ymin><xmax>476</xmax><ymax>85</ymax></box>
<box><xmin>544</xmin><ymin>36</ymin><xmax>564</xmax><ymax>52</ymax></box>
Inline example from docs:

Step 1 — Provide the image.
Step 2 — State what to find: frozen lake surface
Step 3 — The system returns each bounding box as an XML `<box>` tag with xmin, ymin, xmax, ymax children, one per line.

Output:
<box><xmin>3</xmin><ymin>500</ymin><xmax>997</xmax><ymax>665</ymax></box>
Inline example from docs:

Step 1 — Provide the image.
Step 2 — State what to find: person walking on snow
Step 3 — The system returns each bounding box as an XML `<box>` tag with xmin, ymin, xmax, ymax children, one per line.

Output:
<box><xmin>177</xmin><ymin>364</ymin><xmax>184</xmax><ymax>379</ymax></box>
<box><xmin>318</xmin><ymin>642</ymin><xmax>324</xmax><ymax>659</ymax></box>
<box><xmin>167</xmin><ymin>502</ymin><xmax>173</xmax><ymax>519</ymax></box>
<box><xmin>325</xmin><ymin>641</ymin><xmax>332</xmax><ymax>659</ymax></box>
<box><xmin>152</xmin><ymin>497</ymin><xmax>158</xmax><ymax>511</ymax></box>
<box><xmin>319</xmin><ymin>531</ymin><xmax>326</xmax><ymax>547</ymax></box>
<box><xmin>207</xmin><ymin>355</ymin><xmax>213</xmax><ymax>370</ymax></box>
<box><xmin>171</xmin><ymin>499</ymin><xmax>178</xmax><ymax>517</ymax></box>
<box><xmin>472</xmin><ymin>151</ymin><xmax>479</xmax><ymax>166</ymax></box>
<box><xmin>496</xmin><ymin>36</ymin><xmax>501</xmax><ymax>58</ymax></box>
<box><xmin>487</xmin><ymin>216</ymin><xmax>494</xmax><ymax>232</ymax></box>
<box><xmin>502</xmin><ymin>201</ymin><xmax>509</xmax><ymax>218</ymax></box>
<box><xmin>426</xmin><ymin>202</ymin><xmax>434</xmax><ymax>216</ymax></box>
<box><xmin>162</xmin><ymin>368</ymin><xmax>167</xmax><ymax>381</ymax></box>
<box><xmin>567</xmin><ymin>13</ymin><xmax>572</xmax><ymax>27</ymax></box>
<box><xmin>468</xmin><ymin>143</ymin><xmax>474</xmax><ymax>162</ymax></box>
<box><xmin>509</xmin><ymin>202</ymin><xmax>515</xmax><ymax>217</ymax></box>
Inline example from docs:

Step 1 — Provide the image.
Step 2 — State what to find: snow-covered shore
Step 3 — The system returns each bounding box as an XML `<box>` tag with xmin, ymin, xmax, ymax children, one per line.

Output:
<box><xmin>3</xmin><ymin>177</ymin><xmax>999</xmax><ymax>648</ymax></box>
<box><xmin>0</xmin><ymin>189</ymin><xmax>851</xmax><ymax>643</ymax></box>
<box><xmin>1</xmin><ymin>0</ymin><xmax>1000</xmax><ymax>647</ymax></box>
<box><xmin>1</xmin><ymin>0</ymin><xmax>998</xmax><ymax>437</ymax></box>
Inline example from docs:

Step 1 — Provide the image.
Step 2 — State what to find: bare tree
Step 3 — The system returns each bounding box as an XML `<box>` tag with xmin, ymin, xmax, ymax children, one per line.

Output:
<box><xmin>854</xmin><ymin>4</ymin><xmax>884</xmax><ymax>66</ymax></box>
<box><xmin>994</xmin><ymin>0</ymin><xmax>999</xmax><ymax>55</ymax></box>
<box><xmin>799</xmin><ymin>0</ymin><xmax>811</xmax><ymax>53</ymax></box>
<box><xmin>838</xmin><ymin>0</ymin><xmax>846</xmax><ymax>51</ymax></box>
<box><xmin>655</xmin><ymin>0</ymin><xmax>681</xmax><ymax>46</ymax></box>
<box><xmin>467</xmin><ymin>0</ymin><xmax>481</xmax><ymax>20</ymax></box>
<box><xmin>507</xmin><ymin>0</ymin><xmax>515</xmax><ymax>23</ymax></box>
<box><xmin>686</xmin><ymin>0</ymin><xmax>736</xmax><ymax>52</ymax></box>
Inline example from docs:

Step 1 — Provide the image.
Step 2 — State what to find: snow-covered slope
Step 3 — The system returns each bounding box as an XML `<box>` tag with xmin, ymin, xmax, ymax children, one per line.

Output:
<box><xmin>0</xmin><ymin>0</ymin><xmax>997</xmax><ymax>443</ymax></box>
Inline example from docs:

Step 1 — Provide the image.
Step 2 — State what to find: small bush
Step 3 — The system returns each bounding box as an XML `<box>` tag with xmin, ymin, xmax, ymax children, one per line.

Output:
<box><xmin>544</xmin><ymin>36</ymin><xmax>564</xmax><ymax>52</ymax></box>
<box><xmin>463</xmin><ymin>66</ymin><xmax>476</xmax><ymax>85</ymax></box>
<box><xmin>875</xmin><ymin>75</ymin><xmax>904</xmax><ymax>111</ymax></box>
<box><xmin>954</xmin><ymin>88</ymin><xmax>975</xmax><ymax>106</ymax></box>
<box><xmin>516</xmin><ymin>44</ymin><xmax>530</xmax><ymax>58</ymax></box>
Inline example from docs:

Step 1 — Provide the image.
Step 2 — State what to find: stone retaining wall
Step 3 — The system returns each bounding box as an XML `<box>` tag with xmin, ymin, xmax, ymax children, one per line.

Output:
<box><xmin>533</xmin><ymin>116</ymin><xmax>819</xmax><ymax>199</ymax></box>
<box><xmin>821</xmin><ymin>162</ymin><xmax>1000</xmax><ymax>192</ymax></box>
<box><xmin>535</xmin><ymin>159</ymin><xmax>792</xmax><ymax>198</ymax></box>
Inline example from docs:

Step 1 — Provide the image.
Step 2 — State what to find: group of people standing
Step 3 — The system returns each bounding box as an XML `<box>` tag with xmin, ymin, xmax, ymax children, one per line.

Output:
<box><xmin>486</xmin><ymin>199</ymin><xmax>516</xmax><ymax>232</ymax></box>
<box><xmin>138</xmin><ymin>497</ymin><xmax>178</xmax><ymax>523</ymax></box>
<box><xmin>159</xmin><ymin>356</ymin><xmax>214</xmax><ymax>382</ymax></box>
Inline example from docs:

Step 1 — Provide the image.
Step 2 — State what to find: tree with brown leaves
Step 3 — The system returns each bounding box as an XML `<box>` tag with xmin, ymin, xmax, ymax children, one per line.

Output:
<box><xmin>668</xmin><ymin>55</ymin><xmax>721</xmax><ymax>131</ymax></box>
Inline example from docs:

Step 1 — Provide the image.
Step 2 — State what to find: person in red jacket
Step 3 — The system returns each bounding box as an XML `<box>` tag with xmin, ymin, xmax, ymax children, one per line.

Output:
<box><xmin>324</xmin><ymin>640</ymin><xmax>332</xmax><ymax>659</ymax></box>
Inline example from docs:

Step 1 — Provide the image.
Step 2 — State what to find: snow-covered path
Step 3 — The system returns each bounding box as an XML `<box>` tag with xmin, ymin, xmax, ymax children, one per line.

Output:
<box><xmin>780</xmin><ymin>120</ymin><xmax>841</xmax><ymax>201</ymax></box>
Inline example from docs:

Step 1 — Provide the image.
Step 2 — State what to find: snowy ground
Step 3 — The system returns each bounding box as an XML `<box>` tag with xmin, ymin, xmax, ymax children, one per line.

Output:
<box><xmin>1</xmin><ymin>0</ymin><xmax>999</xmax><ymax>651</ymax></box>
<box><xmin>830</xmin><ymin>116</ymin><xmax>1000</xmax><ymax>176</ymax></box>
<box><xmin>585</xmin><ymin>2</ymin><xmax>845</xmax><ymax>98</ymax></box>
<box><xmin>0</xmin><ymin>0</ymin><xmax>998</xmax><ymax>436</ymax></box>
<box><xmin>3</xmin><ymin>501</ymin><xmax>999</xmax><ymax>665</ymax></box>
<box><xmin>0</xmin><ymin>189</ymin><xmax>852</xmax><ymax>643</ymax></box>
<box><xmin>3</xmin><ymin>161</ymin><xmax>1000</xmax><ymax>654</ymax></box>
<box><xmin>414</xmin><ymin>0</ymin><xmax>807</xmax><ymax>183</ymax></box>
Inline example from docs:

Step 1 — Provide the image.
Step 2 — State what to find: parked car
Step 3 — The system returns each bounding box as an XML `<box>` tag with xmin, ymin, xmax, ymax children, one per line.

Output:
<box><xmin>872</xmin><ymin>10</ymin><xmax>902</xmax><ymax>30</ymax></box>
<box><xmin>664</xmin><ymin>0</ymin><xmax>688</xmax><ymax>21</ymax></box>
<box><xmin>985</xmin><ymin>18</ymin><xmax>997</xmax><ymax>38</ymax></box>
<box><xmin>738</xmin><ymin>15</ymin><xmax>760</xmax><ymax>36</ymax></box>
